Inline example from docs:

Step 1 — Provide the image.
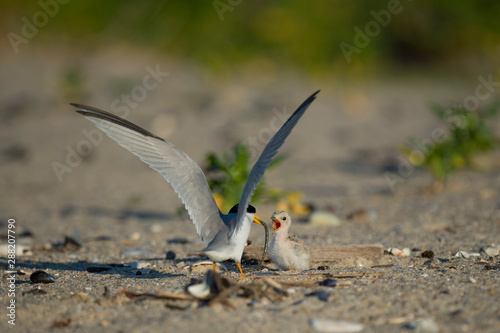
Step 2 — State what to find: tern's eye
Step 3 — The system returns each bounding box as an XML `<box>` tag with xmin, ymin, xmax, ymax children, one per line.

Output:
<box><xmin>282</xmin><ymin>217</ymin><xmax>286</xmax><ymax>221</ymax></box>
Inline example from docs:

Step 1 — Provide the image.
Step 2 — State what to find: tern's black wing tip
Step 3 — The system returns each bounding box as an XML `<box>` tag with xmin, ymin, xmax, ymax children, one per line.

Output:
<box><xmin>297</xmin><ymin>90</ymin><xmax>320</xmax><ymax>108</ymax></box>
<box><xmin>71</xmin><ymin>102</ymin><xmax>165</xmax><ymax>141</ymax></box>
<box><xmin>70</xmin><ymin>102</ymin><xmax>92</xmax><ymax>112</ymax></box>
<box><xmin>309</xmin><ymin>89</ymin><xmax>320</xmax><ymax>100</ymax></box>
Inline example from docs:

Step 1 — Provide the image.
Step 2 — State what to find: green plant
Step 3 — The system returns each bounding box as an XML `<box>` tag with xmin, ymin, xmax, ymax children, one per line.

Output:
<box><xmin>205</xmin><ymin>143</ymin><xmax>287</xmax><ymax>213</ymax></box>
<box><xmin>402</xmin><ymin>100</ymin><xmax>500</xmax><ymax>181</ymax></box>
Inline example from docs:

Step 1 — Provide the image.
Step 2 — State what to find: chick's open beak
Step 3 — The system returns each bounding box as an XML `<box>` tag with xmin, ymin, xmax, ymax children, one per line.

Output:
<box><xmin>272</xmin><ymin>218</ymin><xmax>282</xmax><ymax>233</ymax></box>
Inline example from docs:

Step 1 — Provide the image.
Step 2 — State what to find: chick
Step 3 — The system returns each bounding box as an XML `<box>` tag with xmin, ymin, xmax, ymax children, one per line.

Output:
<box><xmin>269</xmin><ymin>210</ymin><xmax>310</xmax><ymax>270</ymax></box>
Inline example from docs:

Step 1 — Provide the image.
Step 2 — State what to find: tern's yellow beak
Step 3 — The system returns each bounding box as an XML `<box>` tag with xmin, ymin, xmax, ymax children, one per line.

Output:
<box><xmin>252</xmin><ymin>214</ymin><xmax>264</xmax><ymax>225</ymax></box>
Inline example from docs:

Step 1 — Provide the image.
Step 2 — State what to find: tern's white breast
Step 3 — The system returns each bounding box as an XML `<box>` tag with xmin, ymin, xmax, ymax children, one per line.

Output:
<box><xmin>227</xmin><ymin>214</ymin><xmax>253</xmax><ymax>261</ymax></box>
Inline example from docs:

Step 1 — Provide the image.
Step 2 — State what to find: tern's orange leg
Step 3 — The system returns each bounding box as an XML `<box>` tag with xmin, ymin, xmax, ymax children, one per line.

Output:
<box><xmin>213</xmin><ymin>262</ymin><xmax>217</xmax><ymax>272</ymax></box>
<box><xmin>237</xmin><ymin>262</ymin><xmax>248</xmax><ymax>279</ymax></box>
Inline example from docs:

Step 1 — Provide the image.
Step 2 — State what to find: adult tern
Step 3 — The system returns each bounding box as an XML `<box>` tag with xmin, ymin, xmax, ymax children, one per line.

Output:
<box><xmin>72</xmin><ymin>90</ymin><xmax>319</xmax><ymax>277</ymax></box>
<box><xmin>269</xmin><ymin>210</ymin><xmax>311</xmax><ymax>270</ymax></box>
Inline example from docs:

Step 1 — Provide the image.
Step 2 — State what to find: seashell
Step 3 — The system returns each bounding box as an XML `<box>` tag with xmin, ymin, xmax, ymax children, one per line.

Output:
<box><xmin>455</xmin><ymin>251</ymin><xmax>470</xmax><ymax>258</ymax></box>
<box><xmin>30</xmin><ymin>270</ymin><xmax>55</xmax><ymax>284</ymax></box>
<box><xmin>404</xmin><ymin>318</ymin><xmax>439</xmax><ymax>332</ymax></box>
<box><xmin>131</xmin><ymin>262</ymin><xmax>150</xmax><ymax>269</ymax></box>
<box><xmin>481</xmin><ymin>245</ymin><xmax>499</xmax><ymax>257</ymax></box>
<box><xmin>185</xmin><ymin>270</ymin><xmax>228</xmax><ymax>300</ymax></box>
<box><xmin>186</xmin><ymin>280</ymin><xmax>211</xmax><ymax>299</ymax></box>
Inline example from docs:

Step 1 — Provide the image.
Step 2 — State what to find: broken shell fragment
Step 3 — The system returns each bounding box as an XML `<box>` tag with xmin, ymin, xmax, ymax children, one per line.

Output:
<box><xmin>388</xmin><ymin>247</ymin><xmax>410</xmax><ymax>256</ymax></box>
<box><xmin>186</xmin><ymin>280</ymin><xmax>211</xmax><ymax>299</ymax></box>
<box><xmin>481</xmin><ymin>245</ymin><xmax>499</xmax><ymax>257</ymax></box>
<box><xmin>455</xmin><ymin>251</ymin><xmax>471</xmax><ymax>258</ymax></box>
<box><xmin>185</xmin><ymin>270</ymin><xmax>228</xmax><ymax>300</ymax></box>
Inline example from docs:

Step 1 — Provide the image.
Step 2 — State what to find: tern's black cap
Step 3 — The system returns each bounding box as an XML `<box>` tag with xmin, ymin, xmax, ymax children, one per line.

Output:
<box><xmin>228</xmin><ymin>204</ymin><xmax>256</xmax><ymax>214</ymax></box>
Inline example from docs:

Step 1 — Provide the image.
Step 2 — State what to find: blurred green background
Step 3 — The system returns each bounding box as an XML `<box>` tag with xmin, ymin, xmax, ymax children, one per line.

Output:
<box><xmin>2</xmin><ymin>0</ymin><xmax>499</xmax><ymax>77</ymax></box>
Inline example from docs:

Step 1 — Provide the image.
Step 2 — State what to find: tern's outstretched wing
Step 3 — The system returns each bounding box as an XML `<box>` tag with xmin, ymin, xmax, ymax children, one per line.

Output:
<box><xmin>71</xmin><ymin>103</ymin><xmax>224</xmax><ymax>244</ymax></box>
<box><xmin>231</xmin><ymin>90</ymin><xmax>319</xmax><ymax>238</ymax></box>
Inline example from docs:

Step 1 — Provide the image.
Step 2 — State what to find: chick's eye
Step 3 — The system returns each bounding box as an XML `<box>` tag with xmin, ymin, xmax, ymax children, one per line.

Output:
<box><xmin>282</xmin><ymin>217</ymin><xmax>286</xmax><ymax>221</ymax></box>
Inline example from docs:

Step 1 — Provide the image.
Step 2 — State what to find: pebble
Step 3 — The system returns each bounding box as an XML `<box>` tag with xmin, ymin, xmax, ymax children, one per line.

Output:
<box><xmin>404</xmin><ymin>318</ymin><xmax>439</xmax><ymax>333</ymax></box>
<box><xmin>63</xmin><ymin>236</ymin><xmax>82</xmax><ymax>249</ymax></box>
<box><xmin>315</xmin><ymin>291</ymin><xmax>330</xmax><ymax>302</ymax></box>
<box><xmin>309</xmin><ymin>211</ymin><xmax>342</xmax><ymax>227</ymax></box>
<box><xmin>150</xmin><ymin>224</ymin><xmax>162</xmax><ymax>233</ymax></box>
<box><xmin>129</xmin><ymin>232</ymin><xmax>141</xmax><ymax>241</ymax></box>
<box><xmin>421</xmin><ymin>250</ymin><xmax>434</xmax><ymax>259</ymax></box>
<box><xmin>345</xmin><ymin>208</ymin><xmax>377</xmax><ymax>222</ymax></box>
<box><xmin>309</xmin><ymin>318</ymin><xmax>364</xmax><ymax>332</ymax></box>
<box><xmin>306</xmin><ymin>290</ymin><xmax>330</xmax><ymax>302</ymax></box>
<box><xmin>244</xmin><ymin>258</ymin><xmax>259</xmax><ymax>265</ymax></box>
<box><xmin>19</xmin><ymin>230</ymin><xmax>34</xmax><ymax>238</ymax></box>
<box><xmin>166</xmin><ymin>251</ymin><xmax>176</xmax><ymax>260</ymax></box>
<box><xmin>30</xmin><ymin>270</ymin><xmax>56</xmax><ymax>284</ymax></box>
<box><xmin>481</xmin><ymin>245</ymin><xmax>499</xmax><ymax>257</ymax></box>
<box><xmin>319</xmin><ymin>279</ymin><xmax>338</xmax><ymax>287</ymax></box>
<box><xmin>317</xmin><ymin>266</ymin><xmax>330</xmax><ymax>271</ymax></box>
